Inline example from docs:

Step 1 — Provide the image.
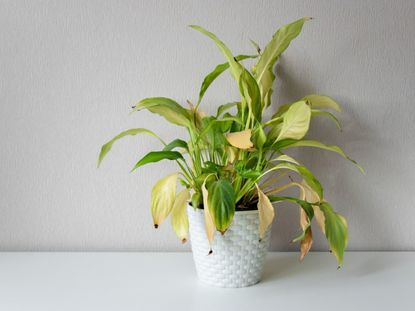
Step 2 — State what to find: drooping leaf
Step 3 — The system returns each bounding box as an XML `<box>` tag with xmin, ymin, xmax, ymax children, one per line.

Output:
<box><xmin>276</xmin><ymin>139</ymin><xmax>364</xmax><ymax>173</ymax></box>
<box><xmin>303</xmin><ymin>94</ymin><xmax>341</xmax><ymax>112</ymax></box>
<box><xmin>131</xmin><ymin>97</ymin><xmax>191</xmax><ymax>127</ymax></box>
<box><xmin>198</xmin><ymin>55</ymin><xmax>257</xmax><ymax>105</ymax></box>
<box><xmin>151</xmin><ymin>173</ymin><xmax>178</xmax><ymax>227</ymax></box>
<box><xmin>268</xmin><ymin>196</ymin><xmax>314</xmax><ymax>220</ymax></box>
<box><xmin>163</xmin><ymin>139</ymin><xmax>188</xmax><ymax>151</ymax></box>
<box><xmin>226</xmin><ymin>129</ymin><xmax>253</xmax><ymax>149</ymax></box>
<box><xmin>131</xmin><ymin>151</ymin><xmax>183</xmax><ymax>171</ymax></box>
<box><xmin>266</xmin><ymin>162</ymin><xmax>323</xmax><ymax>199</ymax></box>
<box><xmin>202</xmin><ymin>179</ymin><xmax>215</xmax><ymax>248</ymax></box>
<box><xmin>311</xmin><ymin>109</ymin><xmax>342</xmax><ymax>130</ymax></box>
<box><xmin>98</xmin><ymin>128</ymin><xmax>164</xmax><ymax>167</ymax></box>
<box><xmin>171</xmin><ymin>189</ymin><xmax>190</xmax><ymax>243</ymax></box>
<box><xmin>319</xmin><ymin>202</ymin><xmax>348</xmax><ymax>267</ymax></box>
<box><xmin>207</xmin><ymin>180</ymin><xmax>235</xmax><ymax>233</ymax></box>
<box><xmin>301</xmin><ymin>180</ymin><xmax>325</xmax><ymax>234</ymax></box>
<box><xmin>271</xmin><ymin>154</ymin><xmax>300</xmax><ymax>165</ymax></box>
<box><xmin>256</xmin><ymin>184</ymin><xmax>275</xmax><ymax>238</ymax></box>
<box><xmin>276</xmin><ymin>100</ymin><xmax>311</xmax><ymax>142</ymax></box>
<box><xmin>255</xmin><ymin>17</ymin><xmax>311</xmax><ymax>105</ymax></box>
<box><xmin>300</xmin><ymin>227</ymin><xmax>313</xmax><ymax>261</ymax></box>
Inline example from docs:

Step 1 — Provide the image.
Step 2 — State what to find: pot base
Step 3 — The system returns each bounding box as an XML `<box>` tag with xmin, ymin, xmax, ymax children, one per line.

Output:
<box><xmin>188</xmin><ymin>206</ymin><xmax>271</xmax><ymax>288</ymax></box>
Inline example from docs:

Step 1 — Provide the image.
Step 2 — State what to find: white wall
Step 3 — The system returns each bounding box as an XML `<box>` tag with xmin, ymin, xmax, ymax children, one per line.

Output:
<box><xmin>1</xmin><ymin>0</ymin><xmax>414</xmax><ymax>251</ymax></box>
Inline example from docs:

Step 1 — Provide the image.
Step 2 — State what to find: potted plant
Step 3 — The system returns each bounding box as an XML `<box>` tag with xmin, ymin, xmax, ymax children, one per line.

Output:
<box><xmin>98</xmin><ymin>17</ymin><xmax>363</xmax><ymax>288</ymax></box>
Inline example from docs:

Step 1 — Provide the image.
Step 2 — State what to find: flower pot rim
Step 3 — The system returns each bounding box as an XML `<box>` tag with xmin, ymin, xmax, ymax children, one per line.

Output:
<box><xmin>187</xmin><ymin>204</ymin><xmax>259</xmax><ymax>215</ymax></box>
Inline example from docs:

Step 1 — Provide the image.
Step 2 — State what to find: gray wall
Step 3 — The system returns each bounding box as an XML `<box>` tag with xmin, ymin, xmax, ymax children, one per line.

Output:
<box><xmin>1</xmin><ymin>0</ymin><xmax>414</xmax><ymax>251</ymax></box>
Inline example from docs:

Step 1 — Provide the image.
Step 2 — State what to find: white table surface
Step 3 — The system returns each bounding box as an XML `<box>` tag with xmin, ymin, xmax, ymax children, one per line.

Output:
<box><xmin>0</xmin><ymin>252</ymin><xmax>413</xmax><ymax>311</ymax></box>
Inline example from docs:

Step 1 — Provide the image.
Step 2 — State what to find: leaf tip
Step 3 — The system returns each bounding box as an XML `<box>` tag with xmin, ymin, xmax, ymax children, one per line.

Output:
<box><xmin>154</xmin><ymin>224</ymin><xmax>159</xmax><ymax>229</ymax></box>
<box><xmin>207</xmin><ymin>249</ymin><xmax>213</xmax><ymax>256</ymax></box>
<box><xmin>181</xmin><ymin>238</ymin><xmax>187</xmax><ymax>244</ymax></box>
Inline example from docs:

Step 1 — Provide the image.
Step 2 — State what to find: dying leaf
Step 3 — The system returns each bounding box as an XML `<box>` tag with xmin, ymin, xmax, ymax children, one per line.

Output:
<box><xmin>151</xmin><ymin>173</ymin><xmax>178</xmax><ymax>227</ymax></box>
<box><xmin>207</xmin><ymin>180</ymin><xmax>235</xmax><ymax>234</ymax></box>
<box><xmin>300</xmin><ymin>227</ymin><xmax>313</xmax><ymax>261</ymax></box>
<box><xmin>202</xmin><ymin>180</ymin><xmax>215</xmax><ymax>248</ymax></box>
<box><xmin>171</xmin><ymin>189</ymin><xmax>190</xmax><ymax>243</ymax></box>
<box><xmin>226</xmin><ymin>129</ymin><xmax>253</xmax><ymax>149</ymax></box>
<box><xmin>131</xmin><ymin>97</ymin><xmax>191</xmax><ymax>127</ymax></box>
<box><xmin>303</xmin><ymin>94</ymin><xmax>341</xmax><ymax>112</ymax></box>
<box><xmin>276</xmin><ymin>101</ymin><xmax>311</xmax><ymax>142</ymax></box>
<box><xmin>301</xmin><ymin>180</ymin><xmax>325</xmax><ymax>234</ymax></box>
<box><xmin>256</xmin><ymin>184</ymin><xmax>275</xmax><ymax>238</ymax></box>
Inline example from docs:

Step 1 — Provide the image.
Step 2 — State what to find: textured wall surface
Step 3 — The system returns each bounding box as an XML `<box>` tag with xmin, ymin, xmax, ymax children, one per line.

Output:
<box><xmin>1</xmin><ymin>0</ymin><xmax>414</xmax><ymax>251</ymax></box>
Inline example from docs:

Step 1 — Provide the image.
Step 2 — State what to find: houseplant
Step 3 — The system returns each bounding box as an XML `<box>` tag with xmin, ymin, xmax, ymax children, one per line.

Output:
<box><xmin>98</xmin><ymin>17</ymin><xmax>363</xmax><ymax>287</ymax></box>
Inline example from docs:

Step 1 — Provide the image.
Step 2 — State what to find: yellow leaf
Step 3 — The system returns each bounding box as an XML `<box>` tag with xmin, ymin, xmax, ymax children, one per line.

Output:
<box><xmin>226</xmin><ymin>129</ymin><xmax>253</xmax><ymax>149</ymax></box>
<box><xmin>301</xmin><ymin>180</ymin><xmax>325</xmax><ymax>234</ymax></box>
<box><xmin>202</xmin><ymin>180</ymin><xmax>215</xmax><ymax>250</ymax></box>
<box><xmin>171</xmin><ymin>189</ymin><xmax>190</xmax><ymax>243</ymax></box>
<box><xmin>256</xmin><ymin>184</ymin><xmax>275</xmax><ymax>238</ymax></box>
<box><xmin>276</xmin><ymin>101</ymin><xmax>311</xmax><ymax>142</ymax></box>
<box><xmin>151</xmin><ymin>173</ymin><xmax>178</xmax><ymax>228</ymax></box>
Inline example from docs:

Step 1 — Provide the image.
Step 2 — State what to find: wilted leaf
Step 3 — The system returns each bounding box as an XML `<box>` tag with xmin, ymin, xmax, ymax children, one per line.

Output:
<box><xmin>300</xmin><ymin>227</ymin><xmax>313</xmax><ymax>261</ymax></box>
<box><xmin>208</xmin><ymin>180</ymin><xmax>235</xmax><ymax>233</ymax></box>
<box><xmin>319</xmin><ymin>202</ymin><xmax>348</xmax><ymax>267</ymax></box>
<box><xmin>311</xmin><ymin>109</ymin><xmax>341</xmax><ymax>130</ymax></box>
<box><xmin>202</xmin><ymin>180</ymin><xmax>215</xmax><ymax>248</ymax></box>
<box><xmin>279</xmin><ymin>139</ymin><xmax>364</xmax><ymax>174</ymax></box>
<box><xmin>131</xmin><ymin>97</ymin><xmax>191</xmax><ymax>127</ymax></box>
<box><xmin>276</xmin><ymin>101</ymin><xmax>311</xmax><ymax>142</ymax></box>
<box><xmin>271</xmin><ymin>154</ymin><xmax>300</xmax><ymax>165</ymax></box>
<box><xmin>256</xmin><ymin>184</ymin><xmax>275</xmax><ymax>238</ymax></box>
<box><xmin>171</xmin><ymin>189</ymin><xmax>190</xmax><ymax>243</ymax></box>
<box><xmin>303</xmin><ymin>94</ymin><xmax>341</xmax><ymax>112</ymax></box>
<box><xmin>98</xmin><ymin>128</ymin><xmax>164</xmax><ymax>167</ymax></box>
<box><xmin>226</xmin><ymin>129</ymin><xmax>253</xmax><ymax>149</ymax></box>
<box><xmin>151</xmin><ymin>173</ymin><xmax>178</xmax><ymax>227</ymax></box>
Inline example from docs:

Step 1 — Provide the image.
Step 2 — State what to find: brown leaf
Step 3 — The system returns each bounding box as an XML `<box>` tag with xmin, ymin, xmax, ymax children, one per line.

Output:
<box><xmin>256</xmin><ymin>184</ymin><xmax>275</xmax><ymax>238</ymax></box>
<box><xmin>300</xmin><ymin>228</ymin><xmax>313</xmax><ymax>261</ymax></box>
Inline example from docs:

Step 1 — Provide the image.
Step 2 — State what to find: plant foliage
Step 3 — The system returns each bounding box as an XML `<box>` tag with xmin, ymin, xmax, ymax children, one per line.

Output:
<box><xmin>99</xmin><ymin>17</ymin><xmax>363</xmax><ymax>266</ymax></box>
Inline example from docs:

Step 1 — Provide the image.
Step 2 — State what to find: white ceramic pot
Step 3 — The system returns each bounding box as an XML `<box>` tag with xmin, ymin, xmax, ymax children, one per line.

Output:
<box><xmin>187</xmin><ymin>205</ymin><xmax>272</xmax><ymax>288</ymax></box>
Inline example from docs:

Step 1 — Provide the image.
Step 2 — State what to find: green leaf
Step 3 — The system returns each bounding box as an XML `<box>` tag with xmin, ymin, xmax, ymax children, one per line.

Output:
<box><xmin>131</xmin><ymin>151</ymin><xmax>183</xmax><ymax>172</ymax></box>
<box><xmin>276</xmin><ymin>100</ymin><xmax>311</xmax><ymax>141</ymax></box>
<box><xmin>255</xmin><ymin>17</ymin><xmax>311</xmax><ymax>105</ymax></box>
<box><xmin>252</xmin><ymin>124</ymin><xmax>267</xmax><ymax>150</ymax></box>
<box><xmin>198</xmin><ymin>55</ymin><xmax>257</xmax><ymax>105</ymax></box>
<box><xmin>303</xmin><ymin>94</ymin><xmax>341</xmax><ymax>112</ymax></box>
<box><xmin>276</xmin><ymin>139</ymin><xmax>364</xmax><ymax>173</ymax></box>
<box><xmin>190</xmin><ymin>25</ymin><xmax>243</xmax><ymax>82</ymax></box>
<box><xmin>151</xmin><ymin>173</ymin><xmax>178</xmax><ymax>227</ymax></box>
<box><xmin>268</xmin><ymin>196</ymin><xmax>314</xmax><ymax>220</ymax></box>
<box><xmin>98</xmin><ymin>128</ymin><xmax>164</xmax><ymax>167</ymax></box>
<box><xmin>239</xmin><ymin>69</ymin><xmax>262</xmax><ymax>121</ymax></box>
<box><xmin>216</xmin><ymin>102</ymin><xmax>237</xmax><ymax>118</ymax></box>
<box><xmin>267</xmin><ymin>162</ymin><xmax>323</xmax><ymax>199</ymax></box>
<box><xmin>163</xmin><ymin>139</ymin><xmax>188</xmax><ymax>151</ymax></box>
<box><xmin>319</xmin><ymin>202</ymin><xmax>348</xmax><ymax>267</ymax></box>
<box><xmin>311</xmin><ymin>109</ymin><xmax>342</xmax><ymax>130</ymax></box>
<box><xmin>131</xmin><ymin>97</ymin><xmax>191</xmax><ymax>127</ymax></box>
<box><xmin>207</xmin><ymin>180</ymin><xmax>236</xmax><ymax>233</ymax></box>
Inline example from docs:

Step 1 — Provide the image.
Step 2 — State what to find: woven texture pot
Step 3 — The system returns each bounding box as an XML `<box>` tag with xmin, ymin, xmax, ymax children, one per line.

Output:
<box><xmin>187</xmin><ymin>205</ymin><xmax>271</xmax><ymax>288</ymax></box>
